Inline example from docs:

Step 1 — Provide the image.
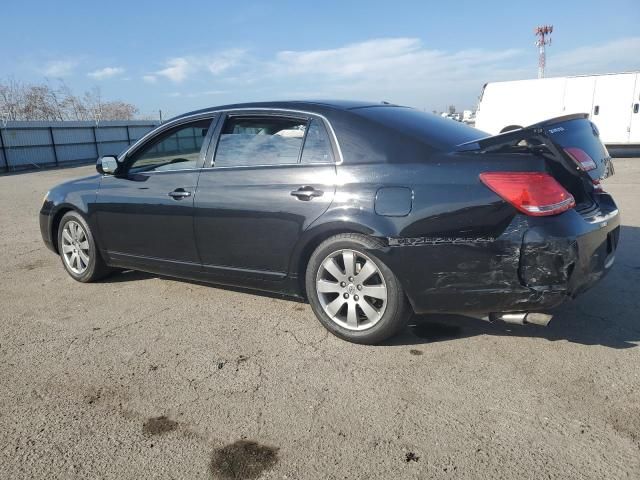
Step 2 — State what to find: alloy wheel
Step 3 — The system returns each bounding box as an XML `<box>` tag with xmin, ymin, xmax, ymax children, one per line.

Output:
<box><xmin>316</xmin><ymin>249</ymin><xmax>388</xmax><ymax>331</ymax></box>
<box><xmin>61</xmin><ymin>220</ymin><xmax>90</xmax><ymax>275</ymax></box>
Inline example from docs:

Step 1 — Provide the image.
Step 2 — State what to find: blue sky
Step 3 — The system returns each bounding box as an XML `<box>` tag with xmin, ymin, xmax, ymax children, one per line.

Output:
<box><xmin>2</xmin><ymin>0</ymin><xmax>639</xmax><ymax>118</ymax></box>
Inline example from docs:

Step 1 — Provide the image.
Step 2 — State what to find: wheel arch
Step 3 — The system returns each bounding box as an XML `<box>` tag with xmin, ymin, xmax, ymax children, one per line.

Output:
<box><xmin>290</xmin><ymin>220</ymin><xmax>389</xmax><ymax>297</ymax></box>
<box><xmin>50</xmin><ymin>205</ymin><xmax>90</xmax><ymax>254</ymax></box>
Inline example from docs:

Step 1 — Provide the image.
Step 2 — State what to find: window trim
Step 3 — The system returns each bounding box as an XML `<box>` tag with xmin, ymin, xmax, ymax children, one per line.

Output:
<box><xmin>205</xmin><ymin>108</ymin><xmax>343</xmax><ymax>169</ymax></box>
<box><xmin>212</xmin><ymin>113</ymin><xmax>308</xmax><ymax>169</ymax></box>
<box><xmin>299</xmin><ymin>117</ymin><xmax>336</xmax><ymax>165</ymax></box>
<box><xmin>117</xmin><ymin>112</ymin><xmax>218</xmax><ymax>174</ymax></box>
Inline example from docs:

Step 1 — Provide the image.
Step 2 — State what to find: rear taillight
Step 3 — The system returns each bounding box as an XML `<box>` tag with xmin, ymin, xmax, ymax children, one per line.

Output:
<box><xmin>479</xmin><ymin>172</ymin><xmax>575</xmax><ymax>216</ymax></box>
<box><xmin>564</xmin><ymin>147</ymin><xmax>597</xmax><ymax>171</ymax></box>
<box><xmin>592</xmin><ymin>179</ymin><xmax>604</xmax><ymax>192</ymax></box>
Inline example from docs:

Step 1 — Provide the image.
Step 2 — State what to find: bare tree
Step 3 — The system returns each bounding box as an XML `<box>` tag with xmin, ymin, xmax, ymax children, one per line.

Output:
<box><xmin>0</xmin><ymin>77</ymin><xmax>25</xmax><ymax>121</ymax></box>
<box><xmin>101</xmin><ymin>101</ymin><xmax>138</xmax><ymax>120</ymax></box>
<box><xmin>0</xmin><ymin>78</ymin><xmax>139</xmax><ymax>121</ymax></box>
<box><xmin>448</xmin><ymin>105</ymin><xmax>456</xmax><ymax>115</ymax></box>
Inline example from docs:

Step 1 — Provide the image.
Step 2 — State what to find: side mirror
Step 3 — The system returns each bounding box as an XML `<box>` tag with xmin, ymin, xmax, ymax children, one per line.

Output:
<box><xmin>96</xmin><ymin>156</ymin><xmax>119</xmax><ymax>175</ymax></box>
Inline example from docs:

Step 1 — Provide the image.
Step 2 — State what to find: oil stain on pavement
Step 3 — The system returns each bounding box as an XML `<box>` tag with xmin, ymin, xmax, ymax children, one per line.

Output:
<box><xmin>142</xmin><ymin>416</ymin><xmax>179</xmax><ymax>436</ymax></box>
<box><xmin>210</xmin><ymin>440</ymin><xmax>278</xmax><ymax>480</ymax></box>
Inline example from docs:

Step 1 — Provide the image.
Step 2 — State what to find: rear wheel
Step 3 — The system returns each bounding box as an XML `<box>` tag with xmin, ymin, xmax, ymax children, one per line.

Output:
<box><xmin>305</xmin><ymin>233</ymin><xmax>411</xmax><ymax>344</ymax></box>
<box><xmin>57</xmin><ymin>211</ymin><xmax>111</xmax><ymax>282</ymax></box>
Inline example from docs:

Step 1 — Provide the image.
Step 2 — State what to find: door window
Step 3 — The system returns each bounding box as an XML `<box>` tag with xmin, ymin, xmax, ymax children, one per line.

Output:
<box><xmin>214</xmin><ymin>116</ymin><xmax>306</xmax><ymax>167</ymax></box>
<box><xmin>300</xmin><ymin>119</ymin><xmax>335</xmax><ymax>164</ymax></box>
<box><xmin>127</xmin><ymin>119</ymin><xmax>212</xmax><ymax>173</ymax></box>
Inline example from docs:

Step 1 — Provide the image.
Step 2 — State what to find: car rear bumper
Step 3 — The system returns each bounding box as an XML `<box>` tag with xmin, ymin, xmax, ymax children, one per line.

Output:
<box><xmin>376</xmin><ymin>193</ymin><xmax>620</xmax><ymax>315</ymax></box>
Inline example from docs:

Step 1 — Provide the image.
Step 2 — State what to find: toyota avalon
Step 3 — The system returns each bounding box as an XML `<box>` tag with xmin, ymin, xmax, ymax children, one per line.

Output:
<box><xmin>40</xmin><ymin>101</ymin><xmax>619</xmax><ymax>344</ymax></box>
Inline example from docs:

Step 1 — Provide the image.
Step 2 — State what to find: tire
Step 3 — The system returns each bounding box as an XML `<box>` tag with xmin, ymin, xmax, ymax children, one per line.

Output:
<box><xmin>57</xmin><ymin>211</ymin><xmax>111</xmax><ymax>283</ymax></box>
<box><xmin>305</xmin><ymin>233</ymin><xmax>412</xmax><ymax>344</ymax></box>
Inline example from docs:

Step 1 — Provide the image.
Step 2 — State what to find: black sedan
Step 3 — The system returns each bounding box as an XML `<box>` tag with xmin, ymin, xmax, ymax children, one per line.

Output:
<box><xmin>40</xmin><ymin>101</ymin><xmax>619</xmax><ymax>344</ymax></box>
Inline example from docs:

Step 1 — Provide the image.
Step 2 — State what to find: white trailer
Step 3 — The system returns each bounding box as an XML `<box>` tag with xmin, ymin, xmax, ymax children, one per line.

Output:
<box><xmin>474</xmin><ymin>72</ymin><xmax>640</xmax><ymax>147</ymax></box>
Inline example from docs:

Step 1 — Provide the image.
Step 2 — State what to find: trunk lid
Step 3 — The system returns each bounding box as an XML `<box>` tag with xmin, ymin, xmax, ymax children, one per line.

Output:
<box><xmin>540</xmin><ymin>114</ymin><xmax>614</xmax><ymax>182</ymax></box>
<box><xmin>457</xmin><ymin>114</ymin><xmax>614</xmax><ymax>210</ymax></box>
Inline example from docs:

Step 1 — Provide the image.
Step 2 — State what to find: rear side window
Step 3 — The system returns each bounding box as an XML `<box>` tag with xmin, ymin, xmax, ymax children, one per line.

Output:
<box><xmin>301</xmin><ymin>119</ymin><xmax>334</xmax><ymax>164</ymax></box>
<box><xmin>214</xmin><ymin>116</ymin><xmax>306</xmax><ymax>167</ymax></box>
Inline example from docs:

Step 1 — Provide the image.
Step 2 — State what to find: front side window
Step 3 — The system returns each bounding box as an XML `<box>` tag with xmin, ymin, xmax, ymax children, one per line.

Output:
<box><xmin>127</xmin><ymin>119</ymin><xmax>212</xmax><ymax>173</ymax></box>
<box><xmin>214</xmin><ymin>116</ymin><xmax>306</xmax><ymax>167</ymax></box>
<box><xmin>301</xmin><ymin>119</ymin><xmax>335</xmax><ymax>164</ymax></box>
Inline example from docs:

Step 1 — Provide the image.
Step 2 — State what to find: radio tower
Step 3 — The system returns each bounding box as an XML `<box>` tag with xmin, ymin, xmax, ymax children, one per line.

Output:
<box><xmin>534</xmin><ymin>25</ymin><xmax>553</xmax><ymax>78</ymax></box>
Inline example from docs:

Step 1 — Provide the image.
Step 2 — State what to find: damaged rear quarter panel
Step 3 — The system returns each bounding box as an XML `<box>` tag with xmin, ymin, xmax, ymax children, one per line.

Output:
<box><xmin>323</xmin><ymin>157</ymin><xmax>539</xmax><ymax>313</ymax></box>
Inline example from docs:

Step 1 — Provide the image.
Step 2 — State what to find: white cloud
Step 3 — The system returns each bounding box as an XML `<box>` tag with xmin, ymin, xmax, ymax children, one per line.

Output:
<box><xmin>150</xmin><ymin>36</ymin><xmax>640</xmax><ymax>110</ymax></box>
<box><xmin>262</xmin><ymin>36</ymin><xmax>640</xmax><ymax>108</ymax></box>
<box><xmin>207</xmin><ymin>49</ymin><xmax>247</xmax><ymax>75</ymax></box>
<box><xmin>167</xmin><ymin>90</ymin><xmax>227</xmax><ymax>98</ymax></box>
<box><xmin>142</xmin><ymin>75</ymin><xmax>158</xmax><ymax>84</ymax></box>
<box><xmin>152</xmin><ymin>49</ymin><xmax>248</xmax><ymax>83</ymax></box>
<box><xmin>41</xmin><ymin>60</ymin><xmax>78</xmax><ymax>77</ymax></box>
<box><xmin>275</xmin><ymin>38</ymin><xmax>428</xmax><ymax>77</ymax></box>
<box><xmin>156</xmin><ymin>57</ymin><xmax>191</xmax><ymax>82</ymax></box>
<box><xmin>271</xmin><ymin>38</ymin><xmax>521</xmax><ymax>83</ymax></box>
<box><xmin>87</xmin><ymin>66</ymin><xmax>124</xmax><ymax>79</ymax></box>
<box><xmin>549</xmin><ymin>37</ymin><xmax>640</xmax><ymax>76</ymax></box>
<box><xmin>262</xmin><ymin>38</ymin><xmax>524</xmax><ymax>108</ymax></box>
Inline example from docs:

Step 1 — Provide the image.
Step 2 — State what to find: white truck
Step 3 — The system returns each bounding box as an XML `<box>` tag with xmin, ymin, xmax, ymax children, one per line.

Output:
<box><xmin>474</xmin><ymin>72</ymin><xmax>640</xmax><ymax>147</ymax></box>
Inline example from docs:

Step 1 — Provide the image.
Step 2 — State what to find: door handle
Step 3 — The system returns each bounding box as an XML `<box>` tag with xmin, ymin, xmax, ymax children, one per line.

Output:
<box><xmin>168</xmin><ymin>189</ymin><xmax>192</xmax><ymax>199</ymax></box>
<box><xmin>291</xmin><ymin>186</ymin><xmax>324</xmax><ymax>201</ymax></box>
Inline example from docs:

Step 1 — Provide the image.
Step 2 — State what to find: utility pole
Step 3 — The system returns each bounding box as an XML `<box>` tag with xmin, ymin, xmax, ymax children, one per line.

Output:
<box><xmin>159</xmin><ymin>109</ymin><xmax>163</xmax><ymax>123</ymax></box>
<box><xmin>534</xmin><ymin>25</ymin><xmax>553</xmax><ymax>79</ymax></box>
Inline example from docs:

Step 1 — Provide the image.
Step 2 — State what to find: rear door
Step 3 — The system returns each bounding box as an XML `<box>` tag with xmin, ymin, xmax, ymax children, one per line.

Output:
<box><xmin>194</xmin><ymin>111</ymin><xmax>337</xmax><ymax>280</ymax></box>
<box><xmin>591</xmin><ymin>73</ymin><xmax>636</xmax><ymax>144</ymax></box>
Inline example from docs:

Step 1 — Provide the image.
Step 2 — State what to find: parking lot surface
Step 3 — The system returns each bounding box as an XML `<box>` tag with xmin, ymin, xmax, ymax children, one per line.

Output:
<box><xmin>1</xmin><ymin>160</ymin><xmax>639</xmax><ymax>479</ymax></box>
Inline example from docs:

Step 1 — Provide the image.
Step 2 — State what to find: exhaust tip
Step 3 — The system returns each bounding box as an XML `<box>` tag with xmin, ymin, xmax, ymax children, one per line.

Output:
<box><xmin>490</xmin><ymin>312</ymin><xmax>553</xmax><ymax>327</ymax></box>
<box><xmin>524</xmin><ymin>312</ymin><xmax>553</xmax><ymax>327</ymax></box>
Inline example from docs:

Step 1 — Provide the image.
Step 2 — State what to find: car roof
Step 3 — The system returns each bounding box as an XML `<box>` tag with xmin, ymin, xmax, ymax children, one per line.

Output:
<box><xmin>169</xmin><ymin>100</ymin><xmax>400</xmax><ymax>121</ymax></box>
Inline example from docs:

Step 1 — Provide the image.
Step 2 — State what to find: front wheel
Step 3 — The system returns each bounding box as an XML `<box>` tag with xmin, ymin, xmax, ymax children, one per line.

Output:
<box><xmin>57</xmin><ymin>211</ymin><xmax>111</xmax><ymax>282</ymax></box>
<box><xmin>305</xmin><ymin>233</ymin><xmax>412</xmax><ymax>344</ymax></box>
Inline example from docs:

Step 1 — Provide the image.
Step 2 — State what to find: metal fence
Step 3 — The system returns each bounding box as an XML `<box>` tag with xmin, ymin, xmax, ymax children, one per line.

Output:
<box><xmin>0</xmin><ymin>120</ymin><xmax>159</xmax><ymax>173</ymax></box>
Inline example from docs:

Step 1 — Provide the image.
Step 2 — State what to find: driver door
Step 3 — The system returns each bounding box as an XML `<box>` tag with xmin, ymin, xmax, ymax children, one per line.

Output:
<box><xmin>94</xmin><ymin>115</ymin><xmax>215</xmax><ymax>271</ymax></box>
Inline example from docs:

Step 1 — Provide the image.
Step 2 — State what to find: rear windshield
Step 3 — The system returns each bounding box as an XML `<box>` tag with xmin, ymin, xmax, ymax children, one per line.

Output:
<box><xmin>353</xmin><ymin>106</ymin><xmax>485</xmax><ymax>151</ymax></box>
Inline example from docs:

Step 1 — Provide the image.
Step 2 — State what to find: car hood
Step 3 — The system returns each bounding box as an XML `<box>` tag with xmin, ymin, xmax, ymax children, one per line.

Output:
<box><xmin>45</xmin><ymin>173</ymin><xmax>102</xmax><ymax>209</ymax></box>
<box><xmin>50</xmin><ymin>173</ymin><xmax>101</xmax><ymax>192</ymax></box>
